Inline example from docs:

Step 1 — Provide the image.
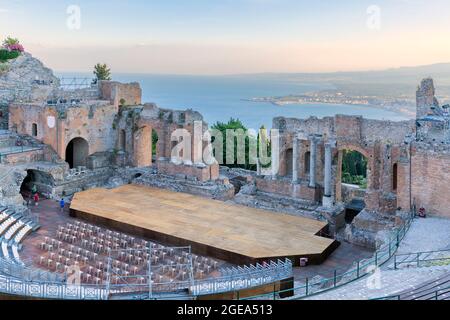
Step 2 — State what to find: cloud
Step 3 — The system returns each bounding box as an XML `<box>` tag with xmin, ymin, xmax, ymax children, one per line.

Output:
<box><xmin>0</xmin><ymin>8</ymin><xmax>9</xmax><ymax>13</ymax></box>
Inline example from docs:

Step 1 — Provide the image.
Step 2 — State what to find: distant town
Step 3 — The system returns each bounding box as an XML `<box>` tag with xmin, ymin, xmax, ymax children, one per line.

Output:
<box><xmin>245</xmin><ymin>90</ymin><xmax>420</xmax><ymax>117</ymax></box>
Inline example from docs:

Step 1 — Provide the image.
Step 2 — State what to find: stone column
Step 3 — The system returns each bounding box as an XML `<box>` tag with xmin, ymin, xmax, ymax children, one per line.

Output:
<box><xmin>323</xmin><ymin>140</ymin><xmax>336</xmax><ymax>207</ymax></box>
<box><xmin>292</xmin><ymin>136</ymin><xmax>299</xmax><ymax>184</ymax></box>
<box><xmin>271</xmin><ymin>132</ymin><xmax>280</xmax><ymax>178</ymax></box>
<box><xmin>309</xmin><ymin>135</ymin><xmax>319</xmax><ymax>188</ymax></box>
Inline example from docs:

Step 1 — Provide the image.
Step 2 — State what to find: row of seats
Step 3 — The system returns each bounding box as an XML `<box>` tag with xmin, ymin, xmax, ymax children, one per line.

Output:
<box><xmin>5</xmin><ymin>220</ymin><xmax>25</xmax><ymax>241</ymax></box>
<box><xmin>0</xmin><ymin>206</ymin><xmax>40</xmax><ymax>266</ymax></box>
<box><xmin>36</xmin><ymin>219</ymin><xmax>224</xmax><ymax>288</ymax></box>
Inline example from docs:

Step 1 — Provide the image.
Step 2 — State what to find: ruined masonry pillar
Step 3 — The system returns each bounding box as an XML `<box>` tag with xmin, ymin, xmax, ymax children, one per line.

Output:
<box><xmin>323</xmin><ymin>140</ymin><xmax>336</xmax><ymax>207</ymax></box>
<box><xmin>309</xmin><ymin>136</ymin><xmax>318</xmax><ymax>188</ymax></box>
<box><xmin>292</xmin><ymin>136</ymin><xmax>299</xmax><ymax>184</ymax></box>
<box><xmin>324</xmin><ymin>141</ymin><xmax>335</xmax><ymax>196</ymax></box>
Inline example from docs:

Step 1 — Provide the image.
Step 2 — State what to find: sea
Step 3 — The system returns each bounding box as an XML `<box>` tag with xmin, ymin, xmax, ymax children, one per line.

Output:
<box><xmin>57</xmin><ymin>73</ymin><xmax>413</xmax><ymax>130</ymax></box>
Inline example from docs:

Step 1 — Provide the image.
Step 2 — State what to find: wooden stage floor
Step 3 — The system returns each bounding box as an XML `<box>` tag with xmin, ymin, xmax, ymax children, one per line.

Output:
<box><xmin>70</xmin><ymin>185</ymin><xmax>338</xmax><ymax>266</ymax></box>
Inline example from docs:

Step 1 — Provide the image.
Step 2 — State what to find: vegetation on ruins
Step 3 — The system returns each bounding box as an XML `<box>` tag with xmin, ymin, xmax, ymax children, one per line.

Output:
<box><xmin>0</xmin><ymin>37</ymin><xmax>24</xmax><ymax>63</ymax></box>
<box><xmin>152</xmin><ymin>129</ymin><xmax>159</xmax><ymax>156</ymax></box>
<box><xmin>93</xmin><ymin>63</ymin><xmax>112</xmax><ymax>83</ymax></box>
<box><xmin>211</xmin><ymin>118</ymin><xmax>270</xmax><ymax>171</ymax></box>
<box><xmin>342</xmin><ymin>150</ymin><xmax>368</xmax><ymax>188</ymax></box>
<box><xmin>0</xmin><ymin>62</ymin><xmax>10</xmax><ymax>75</ymax></box>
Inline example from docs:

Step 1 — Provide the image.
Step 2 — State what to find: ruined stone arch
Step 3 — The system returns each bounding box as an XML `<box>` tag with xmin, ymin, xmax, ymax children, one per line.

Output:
<box><xmin>20</xmin><ymin>169</ymin><xmax>56</xmax><ymax>200</ymax></box>
<box><xmin>335</xmin><ymin>143</ymin><xmax>372</xmax><ymax>204</ymax></box>
<box><xmin>65</xmin><ymin>137</ymin><xmax>90</xmax><ymax>169</ymax></box>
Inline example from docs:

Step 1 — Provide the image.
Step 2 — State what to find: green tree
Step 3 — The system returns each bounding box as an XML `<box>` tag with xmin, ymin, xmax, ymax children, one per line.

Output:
<box><xmin>152</xmin><ymin>129</ymin><xmax>159</xmax><ymax>156</ymax></box>
<box><xmin>211</xmin><ymin>118</ymin><xmax>257</xmax><ymax>171</ymax></box>
<box><xmin>93</xmin><ymin>63</ymin><xmax>112</xmax><ymax>83</ymax></box>
<box><xmin>342</xmin><ymin>150</ymin><xmax>368</xmax><ymax>188</ymax></box>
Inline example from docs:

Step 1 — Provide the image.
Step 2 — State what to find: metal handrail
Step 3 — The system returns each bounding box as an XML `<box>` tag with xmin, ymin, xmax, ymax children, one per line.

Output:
<box><xmin>373</xmin><ymin>285</ymin><xmax>450</xmax><ymax>301</ymax></box>
<box><xmin>394</xmin><ymin>249</ymin><xmax>450</xmax><ymax>269</ymax></box>
<box><xmin>0</xmin><ymin>255</ymin><xmax>293</xmax><ymax>300</ymax></box>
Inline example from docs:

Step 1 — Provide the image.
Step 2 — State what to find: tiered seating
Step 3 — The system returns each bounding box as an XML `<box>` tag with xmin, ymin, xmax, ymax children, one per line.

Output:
<box><xmin>0</xmin><ymin>206</ymin><xmax>40</xmax><ymax>265</ymax></box>
<box><xmin>0</xmin><ymin>209</ymin><xmax>11</xmax><ymax>223</ymax></box>
<box><xmin>4</xmin><ymin>220</ymin><xmax>25</xmax><ymax>241</ymax></box>
<box><xmin>1</xmin><ymin>241</ymin><xmax>10</xmax><ymax>261</ymax></box>
<box><xmin>0</xmin><ymin>216</ymin><xmax>18</xmax><ymax>235</ymax></box>
<box><xmin>14</xmin><ymin>224</ymin><xmax>33</xmax><ymax>244</ymax></box>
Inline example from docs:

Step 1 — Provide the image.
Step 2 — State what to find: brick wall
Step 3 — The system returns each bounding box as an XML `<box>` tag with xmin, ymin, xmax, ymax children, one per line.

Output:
<box><xmin>411</xmin><ymin>148</ymin><xmax>450</xmax><ymax>217</ymax></box>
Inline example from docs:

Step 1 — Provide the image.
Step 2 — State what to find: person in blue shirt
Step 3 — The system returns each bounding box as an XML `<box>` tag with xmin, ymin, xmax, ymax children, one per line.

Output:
<box><xmin>60</xmin><ymin>198</ymin><xmax>65</xmax><ymax>213</ymax></box>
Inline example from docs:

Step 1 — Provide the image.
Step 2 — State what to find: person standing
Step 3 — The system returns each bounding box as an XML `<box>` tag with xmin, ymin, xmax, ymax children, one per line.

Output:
<box><xmin>60</xmin><ymin>198</ymin><xmax>65</xmax><ymax>213</ymax></box>
<box><xmin>33</xmin><ymin>192</ymin><xmax>39</xmax><ymax>206</ymax></box>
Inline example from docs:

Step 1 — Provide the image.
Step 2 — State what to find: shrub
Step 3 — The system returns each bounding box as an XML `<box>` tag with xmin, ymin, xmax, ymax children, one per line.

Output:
<box><xmin>6</xmin><ymin>43</ymin><xmax>24</xmax><ymax>52</ymax></box>
<box><xmin>0</xmin><ymin>49</ymin><xmax>20</xmax><ymax>62</ymax></box>
<box><xmin>0</xmin><ymin>62</ymin><xmax>10</xmax><ymax>74</ymax></box>
<box><xmin>2</xmin><ymin>37</ymin><xmax>19</xmax><ymax>47</ymax></box>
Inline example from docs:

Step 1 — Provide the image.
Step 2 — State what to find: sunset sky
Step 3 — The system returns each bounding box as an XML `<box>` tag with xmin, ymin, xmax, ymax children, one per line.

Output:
<box><xmin>1</xmin><ymin>0</ymin><xmax>450</xmax><ymax>74</ymax></box>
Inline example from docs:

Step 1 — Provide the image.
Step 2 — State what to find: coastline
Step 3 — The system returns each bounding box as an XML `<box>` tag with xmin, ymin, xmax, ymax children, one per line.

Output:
<box><xmin>242</xmin><ymin>98</ymin><xmax>416</xmax><ymax>118</ymax></box>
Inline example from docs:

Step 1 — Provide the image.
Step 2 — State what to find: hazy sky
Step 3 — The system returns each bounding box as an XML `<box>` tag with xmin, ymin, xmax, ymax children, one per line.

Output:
<box><xmin>1</xmin><ymin>0</ymin><xmax>450</xmax><ymax>74</ymax></box>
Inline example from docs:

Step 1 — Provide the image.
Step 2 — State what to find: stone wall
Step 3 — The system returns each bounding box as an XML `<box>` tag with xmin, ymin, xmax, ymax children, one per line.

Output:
<box><xmin>157</xmin><ymin>159</ymin><xmax>219</xmax><ymax>182</ymax></box>
<box><xmin>416</xmin><ymin>78</ymin><xmax>439</xmax><ymax>119</ymax></box>
<box><xmin>9</xmin><ymin>102</ymin><xmax>118</xmax><ymax>161</ymax></box>
<box><xmin>255</xmin><ymin>177</ymin><xmax>320</xmax><ymax>202</ymax></box>
<box><xmin>99</xmin><ymin>81</ymin><xmax>142</xmax><ymax>106</ymax></box>
<box><xmin>410</xmin><ymin>144</ymin><xmax>450</xmax><ymax>218</ymax></box>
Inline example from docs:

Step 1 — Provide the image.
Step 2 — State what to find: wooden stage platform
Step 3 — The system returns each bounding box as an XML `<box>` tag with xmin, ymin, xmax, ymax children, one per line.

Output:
<box><xmin>70</xmin><ymin>185</ymin><xmax>338</xmax><ymax>266</ymax></box>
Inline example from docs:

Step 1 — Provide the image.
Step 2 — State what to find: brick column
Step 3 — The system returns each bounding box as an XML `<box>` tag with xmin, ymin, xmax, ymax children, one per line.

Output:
<box><xmin>309</xmin><ymin>135</ymin><xmax>319</xmax><ymax>188</ymax></box>
<box><xmin>292</xmin><ymin>136</ymin><xmax>299</xmax><ymax>184</ymax></box>
<box><xmin>323</xmin><ymin>140</ymin><xmax>336</xmax><ymax>207</ymax></box>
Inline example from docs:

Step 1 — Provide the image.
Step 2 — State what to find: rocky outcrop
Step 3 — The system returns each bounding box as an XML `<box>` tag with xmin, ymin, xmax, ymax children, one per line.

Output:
<box><xmin>0</xmin><ymin>52</ymin><xmax>59</xmax><ymax>104</ymax></box>
<box><xmin>0</xmin><ymin>165</ymin><xmax>26</xmax><ymax>208</ymax></box>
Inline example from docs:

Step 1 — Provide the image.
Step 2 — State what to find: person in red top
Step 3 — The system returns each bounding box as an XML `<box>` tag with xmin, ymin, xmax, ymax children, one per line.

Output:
<box><xmin>33</xmin><ymin>193</ymin><xmax>39</xmax><ymax>206</ymax></box>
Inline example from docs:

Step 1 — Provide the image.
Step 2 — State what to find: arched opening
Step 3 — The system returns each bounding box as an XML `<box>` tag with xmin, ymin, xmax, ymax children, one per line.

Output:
<box><xmin>32</xmin><ymin>123</ymin><xmax>38</xmax><ymax>137</ymax></box>
<box><xmin>392</xmin><ymin>163</ymin><xmax>398</xmax><ymax>192</ymax></box>
<box><xmin>340</xmin><ymin>149</ymin><xmax>368</xmax><ymax>224</ymax></box>
<box><xmin>152</xmin><ymin>129</ymin><xmax>159</xmax><ymax>160</ymax></box>
<box><xmin>284</xmin><ymin>148</ymin><xmax>293</xmax><ymax>177</ymax></box>
<box><xmin>20</xmin><ymin>169</ymin><xmax>55</xmax><ymax>201</ymax></box>
<box><xmin>304</xmin><ymin>151</ymin><xmax>311</xmax><ymax>175</ymax></box>
<box><xmin>65</xmin><ymin>137</ymin><xmax>89</xmax><ymax>169</ymax></box>
<box><xmin>119</xmin><ymin>130</ymin><xmax>126</xmax><ymax>151</ymax></box>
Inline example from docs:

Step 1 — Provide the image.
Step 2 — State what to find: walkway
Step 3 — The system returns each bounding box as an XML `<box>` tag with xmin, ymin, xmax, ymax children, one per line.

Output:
<box><xmin>304</xmin><ymin>216</ymin><xmax>450</xmax><ymax>300</ymax></box>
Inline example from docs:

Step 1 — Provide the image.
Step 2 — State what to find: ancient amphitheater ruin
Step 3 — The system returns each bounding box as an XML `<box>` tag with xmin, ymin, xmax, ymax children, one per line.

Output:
<box><xmin>0</xmin><ymin>53</ymin><xmax>448</xmax><ymax>300</ymax></box>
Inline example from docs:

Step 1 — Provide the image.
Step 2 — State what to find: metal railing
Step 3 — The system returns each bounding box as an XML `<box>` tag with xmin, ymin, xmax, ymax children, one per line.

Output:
<box><xmin>192</xmin><ymin>259</ymin><xmax>293</xmax><ymax>296</ymax></box>
<box><xmin>0</xmin><ymin>274</ymin><xmax>108</xmax><ymax>300</ymax></box>
<box><xmin>0</xmin><ymin>255</ymin><xmax>292</xmax><ymax>300</ymax></box>
<box><xmin>239</xmin><ymin>211</ymin><xmax>415</xmax><ymax>300</ymax></box>
<box><xmin>59</xmin><ymin>77</ymin><xmax>93</xmax><ymax>90</ymax></box>
<box><xmin>393</xmin><ymin>249</ymin><xmax>450</xmax><ymax>270</ymax></box>
<box><xmin>373</xmin><ymin>285</ymin><xmax>450</xmax><ymax>301</ymax></box>
<box><xmin>0</xmin><ymin>145</ymin><xmax>43</xmax><ymax>156</ymax></box>
<box><xmin>0</xmin><ymin>257</ymin><xmax>65</xmax><ymax>283</ymax></box>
